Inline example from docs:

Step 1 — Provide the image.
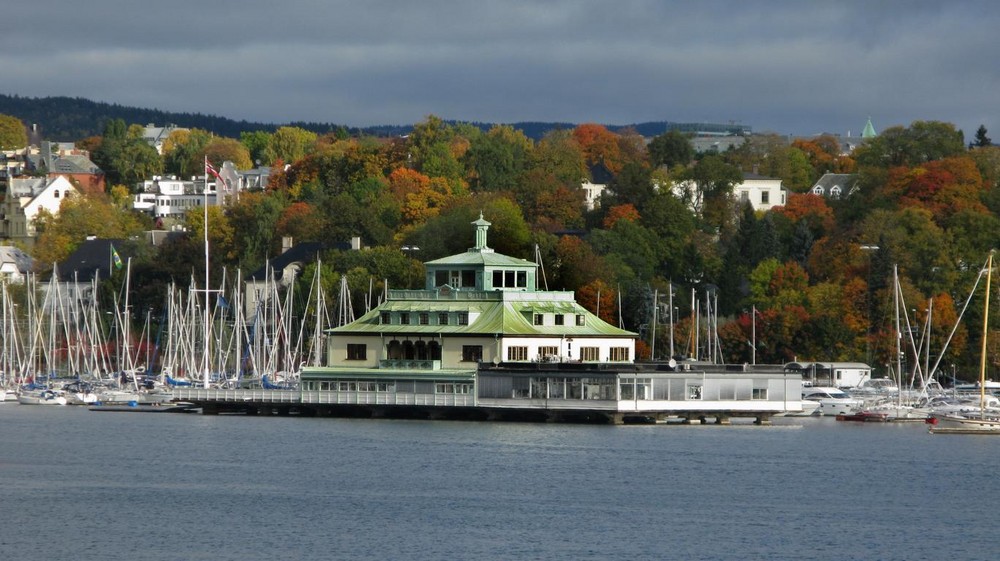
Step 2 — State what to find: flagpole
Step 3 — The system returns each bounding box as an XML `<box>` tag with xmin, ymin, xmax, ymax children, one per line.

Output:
<box><xmin>203</xmin><ymin>156</ymin><xmax>211</xmax><ymax>388</ymax></box>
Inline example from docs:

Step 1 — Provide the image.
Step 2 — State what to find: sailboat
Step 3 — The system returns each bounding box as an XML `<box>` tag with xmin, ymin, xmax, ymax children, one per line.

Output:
<box><xmin>929</xmin><ymin>251</ymin><xmax>1000</xmax><ymax>434</ymax></box>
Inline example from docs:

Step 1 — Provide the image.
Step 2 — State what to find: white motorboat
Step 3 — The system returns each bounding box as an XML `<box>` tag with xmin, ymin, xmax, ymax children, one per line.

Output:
<box><xmin>801</xmin><ymin>387</ymin><xmax>863</xmax><ymax>416</ymax></box>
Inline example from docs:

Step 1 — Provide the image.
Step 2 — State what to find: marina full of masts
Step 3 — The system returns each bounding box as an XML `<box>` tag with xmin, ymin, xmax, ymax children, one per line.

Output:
<box><xmin>1</xmin><ymin>257</ymin><xmax>336</xmax><ymax>406</ymax></box>
<box><xmin>6</xmin><ymin>255</ymin><xmax>1000</xmax><ymax>432</ymax></box>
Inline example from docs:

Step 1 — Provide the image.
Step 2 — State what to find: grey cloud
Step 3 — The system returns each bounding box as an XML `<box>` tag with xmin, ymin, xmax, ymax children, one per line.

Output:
<box><xmin>1</xmin><ymin>1</ymin><xmax>997</xmax><ymax>135</ymax></box>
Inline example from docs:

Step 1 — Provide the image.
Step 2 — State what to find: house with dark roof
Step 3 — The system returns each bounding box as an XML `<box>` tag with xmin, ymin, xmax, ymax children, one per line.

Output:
<box><xmin>810</xmin><ymin>173</ymin><xmax>859</xmax><ymax>199</ymax></box>
<box><xmin>245</xmin><ymin>236</ymin><xmax>361</xmax><ymax>319</ymax></box>
<box><xmin>0</xmin><ymin>245</ymin><xmax>33</xmax><ymax>283</ymax></box>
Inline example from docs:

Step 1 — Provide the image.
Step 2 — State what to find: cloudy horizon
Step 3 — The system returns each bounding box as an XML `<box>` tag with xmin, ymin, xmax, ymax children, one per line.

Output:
<box><xmin>2</xmin><ymin>1</ymin><xmax>996</xmax><ymax>138</ymax></box>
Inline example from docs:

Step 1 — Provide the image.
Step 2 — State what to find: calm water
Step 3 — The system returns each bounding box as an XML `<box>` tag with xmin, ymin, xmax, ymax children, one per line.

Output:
<box><xmin>1</xmin><ymin>406</ymin><xmax>996</xmax><ymax>561</ymax></box>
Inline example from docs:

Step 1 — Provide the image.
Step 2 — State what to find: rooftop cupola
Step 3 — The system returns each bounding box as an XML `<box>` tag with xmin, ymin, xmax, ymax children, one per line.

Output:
<box><xmin>470</xmin><ymin>212</ymin><xmax>494</xmax><ymax>254</ymax></box>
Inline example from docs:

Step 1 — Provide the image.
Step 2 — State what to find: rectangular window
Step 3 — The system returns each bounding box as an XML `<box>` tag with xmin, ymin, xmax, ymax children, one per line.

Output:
<box><xmin>507</xmin><ymin>346</ymin><xmax>528</xmax><ymax>361</ymax></box>
<box><xmin>505</xmin><ymin>270</ymin><xmax>515</xmax><ymax>287</ymax></box>
<box><xmin>533</xmin><ymin>313</ymin><xmax>543</xmax><ymax>326</ymax></box>
<box><xmin>538</xmin><ymin>346</ymin><xmax>558</xmax><ymax>361</ymax></box>
<box><xmin>576</xmin><ymin>314</ymin><xmax>585</xmax><ymax>326</ymax></box>
<box><xmin>462</xmin><ymin>270</ymin><xmax>476</xmax><ymax>288</ymax></box>
<box><xmin>555</xmin><ymin>314</ymin><xmax>564</xmax><ymax>326</ymax></box>
<box><xmin>400</xmin><ymin>312</ymin><xmax>410</xmax><ymax>325</ymax></box>
<box><xmin>458</xmin><ymin>312</ymin><xmax>469</xmax><ymax>325</ymax></box>
<box><xmin>380</xmin><ymin>312</ymin><xmax>391</xmax><ymax>325</ymax></box>
<box><xmin>435</xmin><ymin>271</ymin><xmax>449</xmax><ymax>287</ymax></box>
<box><xmin>609</xmin><ymin>347</ymin><xmax>630</xmax><ymax>362</ymax></box>
<box><xmin>462</xmin><ymin>345</ymin><xmax>482</xmax><ymax>362</ymax></box>
<box><xmin>438</xmin><ymin>313</ymin><xmax>449</xmax><ymax>325</ymax></box>
<box><xmin>493</xmin><ymin>270</ymin><xmax>503</xmax><ymax>288</ymax></box>
<box><xmin>347</xmin><ymin>344</ymin><xmax>367</xmax><ymax>361</ymax></box>
<box><xmin>752</xmin><ymin>388</ymin><xmax>768</xmax><ymax>400</ymax></box>
<box><xmin>435</xmin><ymin>383</ymin><xmax>455</xmax><ymax>394</ymax></box>
<box><xmin>620</xmin><ymin>380</ymin><xmax>634</xmax><ymax>400</ymax></box>
<box><xmin>687</xmin><ymin>384</ymin><xmax>703</xmax><ymax>400</ymax></box>
<box><xmin>580</xmin><ymin>347</ymin><xmax>600</xmax><ymax>362</ymax></box>
<box><xmin>740</xmin><ymin>191</ymin><xmax>749</xmax><ymax>202</ymax></box>
<box><xmin>377</xmin><ymin>382</ymin><xmax>395</xmax><ymax>392</ymax></box>
<box><xmin>761</xmin><ymin>191</ymin><xmax>770</xmax><ymax>204</ymax></box>
<box><xmin>516</xmin><ymin>271</ymin><xmax>527</xmax><ymax>288</ymax></box>
<box><xmin>358</xmin><ymin>382</ymin><xmax>377</xmax><ymax>392</ymax></box>
<box><xmin>419</xmin><ymin>313</ymin><xmax>429</xmax><ymax>325</ymax></box>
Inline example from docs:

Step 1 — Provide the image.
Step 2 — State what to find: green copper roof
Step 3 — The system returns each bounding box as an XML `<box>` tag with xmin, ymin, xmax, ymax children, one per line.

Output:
<box><xmin>331</xmin><ymin>296</ymin><xmax>636</xmax><ymax>338</ymax></box>
<box><xmin>424</xmin><ymin>251</ymin><xmax>535</xmax><ymax>268</ymax></box>
<box><xmin>861</xmin><ymin>118</ymin><xmax>877</xmax><ymax>138</ymax></box>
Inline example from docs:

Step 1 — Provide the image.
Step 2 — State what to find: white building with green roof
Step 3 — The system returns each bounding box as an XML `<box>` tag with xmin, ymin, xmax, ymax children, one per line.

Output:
<box><xmin>304</xmin><ymin>215</ymin><xmax>635</xmax><ymax>386</ymax></box>
<box><xmin>209</xmin><ymin>215</ymin><xmax>804</xmax><ymax>424</ymax></box>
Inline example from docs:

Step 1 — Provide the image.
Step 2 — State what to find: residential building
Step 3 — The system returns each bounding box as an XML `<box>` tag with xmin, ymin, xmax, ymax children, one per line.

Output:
<box><xmin>0</xmin><ymin>245</ymin><xmax>33</xmax><ymax>283</ymax></box>
<box><xmin>142</xmin><ymin>123</ymin><xmax>188</xmax><ymax>155</ymax></box>
<box><xmin>132</xmin><ymin>161</ymin><xmax>267</xmax><ymax>218</ymax></box>
<box><xmin>0</xmin><ymin>175</ymin><xmax>79</xmax><ymax>243</ymax></box>
<box><xmin>810</xmin><ymin>173</ymin><xmax>858</xmax><ymax>199</ymax></box>
<box><xmin>734</xmin><ymin>171</ymin><xmax>787</xmax><ymax>211</ymax></box>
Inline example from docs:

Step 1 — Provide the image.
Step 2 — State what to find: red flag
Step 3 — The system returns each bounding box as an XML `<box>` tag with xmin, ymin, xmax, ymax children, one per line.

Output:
<box><xmin>205</xmin><ymin>161</ymin><xmax>222</xmax><ymax>179</ymax></box>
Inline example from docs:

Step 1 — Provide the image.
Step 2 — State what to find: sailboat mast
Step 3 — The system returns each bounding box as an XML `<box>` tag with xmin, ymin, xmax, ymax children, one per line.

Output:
<box><xmin>979</xmin><ymin>252</ymin><xmax>993</xmax><ymax>415</ymax></box>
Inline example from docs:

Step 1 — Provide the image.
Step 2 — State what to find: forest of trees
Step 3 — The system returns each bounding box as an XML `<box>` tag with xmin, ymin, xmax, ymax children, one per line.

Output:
<box><xmin>10</xmin><ymin>107</ymin><xmax>1000</xmax><ymax>383</ymax></box>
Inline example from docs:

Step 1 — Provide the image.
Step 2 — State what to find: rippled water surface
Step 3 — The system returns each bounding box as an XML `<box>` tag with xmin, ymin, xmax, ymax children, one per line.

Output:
<box><xmin>1</xmin><ymin>406</ymin><xmax>996</xmax><ymax>561</ymax></box>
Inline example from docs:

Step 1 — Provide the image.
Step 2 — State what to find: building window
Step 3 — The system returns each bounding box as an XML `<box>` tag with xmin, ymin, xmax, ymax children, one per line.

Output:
<box><xmin>538</xmin><ymin>346</ymin><xmax>558</xmax><ymax>361</ymax></box>
<box><xmin>435</xmin><ymin>383</ymin><xmax>454</xmax><ymax>394</ymax></box>
<box><xmin>507</xmin><ymin>346</ymin><xmax>528</xmax><ymax>361</ymax></box>
<box><xmin>347</xmin><ymin>344</ymin><xmax>367</xmax><ymax>361</ymax></box>
<box><xmin>555</xmin><ymin>314</ymin><xmax>564</xmax><ymax>326</ymax></box>
<box><xmin>419</xmin><ymin>312</ymin><xmax>429</xmax><ymax>325</ymax></box>
<box><xmin>458</xmin><ymin>312</ymin><xmax>469</xmax><ymax>325</ymax></box>
<box><xmin>533</xmin><ymin>313</ymin><xmax>543</xmax><ymax>326</ymax></box>
<box><xmin>580</xmin><ymin>347</ymin><xmax>600</xmax><ymax>362</ymax></box>
<box><xmin>493</xmin><ymin>270</ymin><xmax>503</xmax><ymax>287</ymax></box>
<box><xmin>380</xmin><ymin>312</ymin><xmax>391</xmax><ymax>325</ymax></box>
<box><xmin>761</xmin><ymin>191</ymin><xmax>770</xmax><ymax>205</ymax></box>
<box><xmin>609</xmin><ymin>347</ymin><xmax>630</xmax><ymax>362</ymax></box>
<box><xmin>576</xmin><ymin>314</ymin><xmax>585</xmax><ymax>326</ymax></box>
<box><xmin>462</xmin><ymin>345</ymin><xmax>482</xmax><ymax>362</ymax></box>
<box><xmin>516</xmin><ymin>271</ymin><xmax>527</xmax><ymax>288</ymax></box>
<box><xmin>436</xmin><ymin>271</ymin><xmax>449</xmax><ymax>287</ymax></box>
<box><xmin>752</xmin><ymin>388</ymin><xmax>768</xmax><ymax>400</ymax></box>
<box><xmin>687</xmin><ymin>384</ymin><xmax>703</xmax><ymax>400</ymax></box>
<box><xmin>358</xmin><ymin>381</ymin><xmax>376</xmax><ymax>392</ymax></box>
<box><xmin>462</xmin><ymin>270</ymin><xmax>476</xmax><ymax>288</ymax></box>
<box><xmin>438</xmin><ymin>313</ymin><xmax>449</xmax><ymax>325</ymax></box>
<box><xmin>377</xmin><ymin>382</ymin><xmax>395</xmax><ymax>392</ymax></box>
<box><xmin>740</xmin><ymin>191</ymin><xmax>749</xmax><ymax>202</ymax></box>
<box><xmin>505</xmin><ymin>270</ymin><xmax>515</xmax><ymax>287</ymax></box>
<box><xmin>400</xmin><ymin>313</ymin><xmax>410</xmax><ymax>325</ymax></box>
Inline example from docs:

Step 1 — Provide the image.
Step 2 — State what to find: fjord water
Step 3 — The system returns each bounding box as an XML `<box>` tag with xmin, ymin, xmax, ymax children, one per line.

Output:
<box><xmin>1</xmin><ymin>406</ymin><xmax>995</xmax><ymax>561</ymax></box>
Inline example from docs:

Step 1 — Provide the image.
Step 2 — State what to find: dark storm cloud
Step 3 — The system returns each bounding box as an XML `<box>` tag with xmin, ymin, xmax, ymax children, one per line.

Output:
<box><xmin>2</xmin><ymin>0</ymin><xmax>996</xmax><ymax>136</ymax></box>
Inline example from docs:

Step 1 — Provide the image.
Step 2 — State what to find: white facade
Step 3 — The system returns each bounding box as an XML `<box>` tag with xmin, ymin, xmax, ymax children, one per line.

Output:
<box><xmin>1</xmin><ymin>175</ymin><xmax>78</xmax><ymax>240</ymax></box>
<box><xmin>734</xmin><ymin>173</ymin><xmax>787</xmax><ymax>212</ymax></box>
<box><xmin>580</xmin><ymin>180</ymin><xmax>606</xmax><ymax>210</ymax></box>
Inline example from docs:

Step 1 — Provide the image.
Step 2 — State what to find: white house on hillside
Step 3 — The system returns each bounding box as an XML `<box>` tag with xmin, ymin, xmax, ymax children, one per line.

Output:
<box><xmin>0</xmin><ymin>175</ymin><xmax>79</xmax><ymax>242</ymax></box>
<box><xmin>734</xmin><ymin>171</ymin><xmax>786</xmax><ymax>212</ymax></box>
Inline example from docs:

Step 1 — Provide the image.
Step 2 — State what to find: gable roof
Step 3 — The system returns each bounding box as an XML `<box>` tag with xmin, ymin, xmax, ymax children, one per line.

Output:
<box><xmin>0</xmin><ymin>246</ymin><xmax>33</xmax><ymax>272</ymax></box>
<box><xmin>56</xmin><ymin>238</ymin><xmax>128</xmax><ymax>282</ymax></box>
<box><xmin>248</xmin><ymin>241</ymin><xmax>353</xmax><ymax>282</ymax></box>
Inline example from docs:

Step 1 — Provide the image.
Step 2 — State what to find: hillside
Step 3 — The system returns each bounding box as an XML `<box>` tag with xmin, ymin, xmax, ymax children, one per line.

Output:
<box><xmin>0</xmin><ymin>93</ymin><xmax>747</xmax><ymax>141</ymax></box>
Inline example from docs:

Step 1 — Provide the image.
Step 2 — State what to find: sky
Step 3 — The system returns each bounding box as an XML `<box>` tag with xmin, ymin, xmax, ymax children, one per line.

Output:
<box><xmin>2</xmin><ymin>1</ymin><xmax>997</xmax><ymax>138</ymax></box>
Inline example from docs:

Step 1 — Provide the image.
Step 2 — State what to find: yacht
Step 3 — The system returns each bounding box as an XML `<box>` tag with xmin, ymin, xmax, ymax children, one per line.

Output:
<box><xmin>801</xmin><ymin>387</ymin><xmax>863</xmax><ymax>416</ymax></box>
